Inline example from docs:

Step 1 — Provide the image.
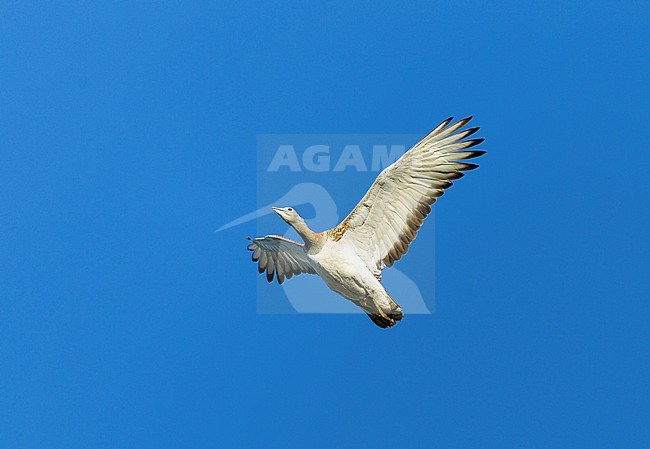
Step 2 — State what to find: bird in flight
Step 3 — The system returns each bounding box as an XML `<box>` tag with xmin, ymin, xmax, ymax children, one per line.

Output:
<box><xmin>248</xmin><ymin>117</ymin><xmax>485</xmax><ymax>328</ymax></box>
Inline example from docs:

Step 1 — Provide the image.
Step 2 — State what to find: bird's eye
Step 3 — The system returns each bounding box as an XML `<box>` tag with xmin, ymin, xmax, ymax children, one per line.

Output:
<box><xmin>287</xmin><ymin>208</ymin><xmax>293</xmax><ymax>212</ymax></box>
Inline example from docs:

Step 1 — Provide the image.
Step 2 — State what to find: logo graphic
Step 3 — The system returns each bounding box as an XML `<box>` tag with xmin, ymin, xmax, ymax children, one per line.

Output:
<box><xmin>217</xmin><ymin>134</ymin><xmax>434</xmax><ymax>315</ymax></box>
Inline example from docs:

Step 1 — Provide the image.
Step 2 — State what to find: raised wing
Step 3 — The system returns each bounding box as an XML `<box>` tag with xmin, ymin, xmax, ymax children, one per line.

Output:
<box><xmin>247</xmin><ymin>235</ymin><xmax>317</xmax><ymax>284</ymax></box>
<box><xmin>333</xmin><ymin>116</ymin><xmax>485</xmax><ymax>274</ymax></box>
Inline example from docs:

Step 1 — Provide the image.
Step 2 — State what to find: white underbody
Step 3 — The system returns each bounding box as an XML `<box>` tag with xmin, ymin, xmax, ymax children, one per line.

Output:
<box><xmin>307</xmin><ymin>238</ymin><xmax>393</xmax><ymax>312</ymax></box>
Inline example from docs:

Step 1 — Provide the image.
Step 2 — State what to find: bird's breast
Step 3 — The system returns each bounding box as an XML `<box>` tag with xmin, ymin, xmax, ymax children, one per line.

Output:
<box><xmin>308</xmin><ymin>241</ymin><xmax>377</xmax><ymax>299</ymax></box>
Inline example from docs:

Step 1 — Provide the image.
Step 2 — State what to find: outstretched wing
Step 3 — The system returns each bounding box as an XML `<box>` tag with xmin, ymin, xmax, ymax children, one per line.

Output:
<box><xmin>247</xmin><ymin>235</ymin><xmax>317</xmax><ymax>284</ymax></box>
<box><xmin>332</xmin><ymin>116</ymin><xmax>485</xmax><ymax>274</ymax></box>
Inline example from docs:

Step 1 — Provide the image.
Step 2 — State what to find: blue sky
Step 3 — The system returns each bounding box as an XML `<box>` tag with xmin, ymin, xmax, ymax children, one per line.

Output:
<box><xmin>2</xmin><ymin>1</ymin><xmax>649</xmax><ymax>448</ymax></box>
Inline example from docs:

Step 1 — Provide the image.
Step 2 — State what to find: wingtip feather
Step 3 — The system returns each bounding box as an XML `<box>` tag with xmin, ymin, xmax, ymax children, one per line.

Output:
<box><xmin>457</xmin><ymin>116</ymin><xmax>473</xmax><ymax>126</ymax></box>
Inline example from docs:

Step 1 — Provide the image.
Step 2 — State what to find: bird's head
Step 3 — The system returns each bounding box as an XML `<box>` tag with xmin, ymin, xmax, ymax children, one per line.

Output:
<box><xmin>272</xmin><ymin>206</ymin><xmax>303</xmax><ymax>226</ymax></box>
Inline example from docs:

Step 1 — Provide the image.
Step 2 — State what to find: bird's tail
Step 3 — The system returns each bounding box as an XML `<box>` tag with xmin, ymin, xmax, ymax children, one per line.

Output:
<box><xmin>365</xmin><ymin>295</ymin><xmax>403</xmax><ymax>328</ymax></box>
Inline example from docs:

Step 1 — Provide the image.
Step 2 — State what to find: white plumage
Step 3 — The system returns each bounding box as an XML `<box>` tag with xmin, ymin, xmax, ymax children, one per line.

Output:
<box><xmin>248</xmin><ymin>116</ymin><xmax>485</xmax><ymax>328</ymax></box>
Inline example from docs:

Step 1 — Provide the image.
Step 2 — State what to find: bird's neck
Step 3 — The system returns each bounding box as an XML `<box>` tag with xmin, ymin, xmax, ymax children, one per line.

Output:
<box><xmin>291</xmin><ymin>221</ymin><xmax>319</xmax><ymax>248</ymax></box>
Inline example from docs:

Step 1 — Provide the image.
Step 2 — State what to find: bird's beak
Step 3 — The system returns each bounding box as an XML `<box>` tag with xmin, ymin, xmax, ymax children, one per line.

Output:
<box><xmin>271</xmin><ymin>207</ymin><xmax>286</xmax><ymax>220</ymax></box>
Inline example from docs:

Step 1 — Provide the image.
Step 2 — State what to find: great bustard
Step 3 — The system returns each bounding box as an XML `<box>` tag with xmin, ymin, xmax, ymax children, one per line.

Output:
<box><xmin>248</xmin><ymin>117</ymin><xmax>485</xmax><ymax>328</ymax></box>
